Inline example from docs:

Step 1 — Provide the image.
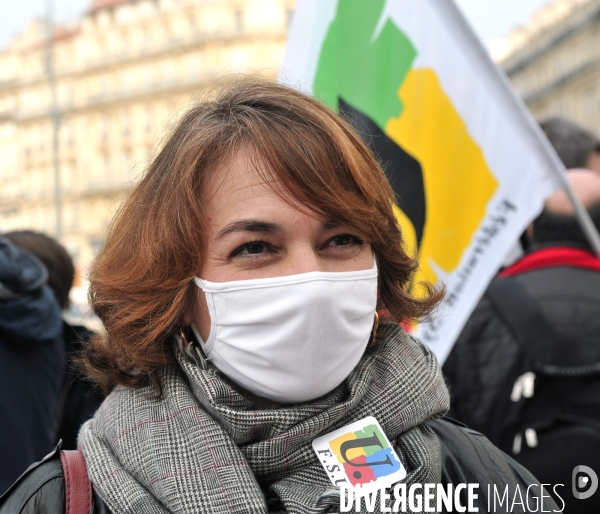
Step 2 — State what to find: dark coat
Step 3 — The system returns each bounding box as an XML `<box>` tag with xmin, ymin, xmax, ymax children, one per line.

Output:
<box><xmin>444</xmin><ymin>245</ymin><xmax>600</xmax><ymax>513</ymax></box>
<box><xmin>0</xmin><ymin>238</ymin><xmax>65</xmax><ymax>494</ymax></box>
<box><xmin>56</xmin><ymin>322</ymin><xmax>103</xmax><ymax>451</ymax></box>
<box><xmin>0</xmin><ymin>419</ymin><xmax>557</xmax><ymax>513</ymax></box>
<box><xmin>443</xmin><ymin>246</ymin><xmax>600</xmax><ymax>439</ymax></box>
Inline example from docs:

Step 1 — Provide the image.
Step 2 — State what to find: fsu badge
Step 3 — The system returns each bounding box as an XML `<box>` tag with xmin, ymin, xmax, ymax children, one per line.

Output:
<box><xmin>312</xmin><ymin>416</ymin><xmax>407</xmax><ymax>493</ymax></box>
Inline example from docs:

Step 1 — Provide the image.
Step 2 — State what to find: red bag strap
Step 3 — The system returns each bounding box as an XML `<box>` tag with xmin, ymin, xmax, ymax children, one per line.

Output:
<box><xmin>60</xmin><ymin>450</ymin><xmax>93</xmax><ymax>514</ymax></box>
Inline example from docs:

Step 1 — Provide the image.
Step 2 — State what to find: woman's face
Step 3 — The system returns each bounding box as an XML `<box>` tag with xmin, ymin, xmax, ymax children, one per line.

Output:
<box><xmin>189</xmin><ymin>150</ymin><xmax>374</xmax><ymax>341</ymax></box>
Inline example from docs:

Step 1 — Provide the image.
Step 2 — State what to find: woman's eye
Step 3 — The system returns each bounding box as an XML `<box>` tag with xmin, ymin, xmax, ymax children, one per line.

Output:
<box><xmin>230</xmin><ymin>241</ymin><xmax>272</xmax><ymax>258</ymax></box>
<box><xmin>330</xmin><ymin>234</ymin><xmax>363</xmax><ymax>247</ymax></box>
<box><xmin>244</xmin><ymin>243</ymin><xmax>265</xmax><ymax>255</ymax></box>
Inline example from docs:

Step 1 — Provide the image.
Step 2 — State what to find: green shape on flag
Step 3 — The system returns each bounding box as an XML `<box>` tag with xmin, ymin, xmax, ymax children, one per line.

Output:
<box><xmin>314</xmin><ymin>0</ymin><xmax>417</xmax><ymax>131</ymax></box>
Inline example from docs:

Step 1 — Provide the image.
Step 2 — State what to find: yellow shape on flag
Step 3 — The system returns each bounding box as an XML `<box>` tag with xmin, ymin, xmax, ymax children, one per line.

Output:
<box><xmin>386</xmin><ymin>68</ymin><xmax>498</xmax><ymax>297</ymax></box>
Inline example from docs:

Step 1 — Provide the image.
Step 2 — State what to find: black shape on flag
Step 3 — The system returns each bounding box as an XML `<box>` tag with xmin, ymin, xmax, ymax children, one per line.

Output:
<box><xmin>339</xmin><ymin>98</ymin><xmax>426</xmax><ymax>248</ymax></box>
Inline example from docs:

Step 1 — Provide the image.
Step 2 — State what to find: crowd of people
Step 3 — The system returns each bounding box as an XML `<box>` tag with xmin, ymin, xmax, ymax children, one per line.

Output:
<box><xmin>0</xmin><ymin>79</ymin><xmax>599</xmax><ymax>513</ymax></box>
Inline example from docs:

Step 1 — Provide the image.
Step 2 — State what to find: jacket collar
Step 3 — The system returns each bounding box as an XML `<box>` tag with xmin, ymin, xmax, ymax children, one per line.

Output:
<box><xmin>499</xmin><ymin>245</ymin><xmax>600</xmax><ymax>278</ymax></box>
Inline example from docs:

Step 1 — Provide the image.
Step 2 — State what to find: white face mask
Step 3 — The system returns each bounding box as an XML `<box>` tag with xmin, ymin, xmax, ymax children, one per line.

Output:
<box><xmin>191</xmin><ymin>262</ymin><xmax>378</xmax><ymax>403</ymax></box>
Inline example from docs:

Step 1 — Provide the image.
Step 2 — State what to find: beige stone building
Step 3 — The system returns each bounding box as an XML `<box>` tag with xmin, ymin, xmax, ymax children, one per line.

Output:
<box><xmin>497</xmin><ymin>0</ymin><xmax>600</xmax><ymax>133</ymax></box>
<box><xmin>0</xmin><ymin>0</ymin><xmax>294</xmax><ymax>274</ymax></box>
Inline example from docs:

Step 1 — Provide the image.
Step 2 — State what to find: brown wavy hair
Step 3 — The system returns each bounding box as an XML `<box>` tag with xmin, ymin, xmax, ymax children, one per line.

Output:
<box><xmin>83</xmin><ymin>77</ymin><xmax>443</xmax><ymax>394</ymax></box>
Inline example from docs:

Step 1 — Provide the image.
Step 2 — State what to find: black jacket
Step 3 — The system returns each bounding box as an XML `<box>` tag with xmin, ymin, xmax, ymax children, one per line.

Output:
<box><xmin>443</xmin><ymin>247</ymin><xmax>600</xmax><ymax>438</ymax></box>
<box><xmin>0</xmin><ymin>238</ymin><xmax>64</xmax><ymax>494</ymax></box>
<box><xmin>0</xmin><ymin>444</ymin><xmax>109</xmax><ymax>514</ymax></box>
<box><xmin>0</xmin><ymin>418</ymin><xmax>557</xmax><ymax>513</ymax></box>
<box><xmin>56</xmin><ymin>322</ymin><xmax>104</xmax><ymax>451</ymax></box>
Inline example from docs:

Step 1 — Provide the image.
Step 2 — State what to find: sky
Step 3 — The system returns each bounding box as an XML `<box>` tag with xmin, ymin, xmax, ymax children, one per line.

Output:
<box><xmin>1</xmin><ymin>0</ymin><xmax>553</xmax><ymax>53</ymax></box>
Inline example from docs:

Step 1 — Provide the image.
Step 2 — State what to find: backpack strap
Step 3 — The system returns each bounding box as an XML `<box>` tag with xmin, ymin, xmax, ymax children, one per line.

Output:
<box><xmin>486</xmin><ymin>277</ymin><xmax>560</xmax><ymax>356</ymax></box>
<box><xmin>59</xmin><ymin>450</ymin><xmax>92</xmax><ymax>514</ymax></box>
<box><xmin>486</xmin><ymin>277</ymin><xmax>600</xmax><ymax>377</ymax></box>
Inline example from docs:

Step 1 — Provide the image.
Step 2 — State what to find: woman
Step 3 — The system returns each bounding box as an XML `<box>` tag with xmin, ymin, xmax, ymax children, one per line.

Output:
<box><xmin>0</xmin><ymin>79</ymin><xmax>555</xmax><ymax>513</ymax></box>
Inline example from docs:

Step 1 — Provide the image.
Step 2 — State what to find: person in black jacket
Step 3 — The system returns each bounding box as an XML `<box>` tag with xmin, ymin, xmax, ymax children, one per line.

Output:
<box><xmin>0</xmin><ymin>237</ymin><xmax>64</xmax><ymax>494</ymax></box>
<box><xmin>3</xmin><ymin>231</ymin><xmax>104</xmax><ymax>451</ymax></box>
<box><xmin>444</xmin><ymin>169</ymin><xmax>600</xmax><ymax>512</ymax></box>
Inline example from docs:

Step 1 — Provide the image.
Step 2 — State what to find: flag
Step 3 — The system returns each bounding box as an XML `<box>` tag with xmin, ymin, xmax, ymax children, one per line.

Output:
<box><xmin>280</xmin><ymin>0</ymin><xmax>561</xmax><ymax>364</ymax></box>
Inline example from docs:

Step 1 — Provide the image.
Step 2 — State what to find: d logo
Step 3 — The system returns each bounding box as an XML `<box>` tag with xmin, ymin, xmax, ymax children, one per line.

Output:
<box><xmin>572</xmin><ymin>465</ymin><xmax>598</xmax><ymax>500</ymax></box>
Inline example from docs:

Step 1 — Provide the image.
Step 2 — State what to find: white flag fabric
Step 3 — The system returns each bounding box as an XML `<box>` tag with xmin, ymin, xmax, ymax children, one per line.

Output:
<box><xmin>280</xmin><ymin>0</ymin><xmax>562</xmax><ymax>364</ymax></box>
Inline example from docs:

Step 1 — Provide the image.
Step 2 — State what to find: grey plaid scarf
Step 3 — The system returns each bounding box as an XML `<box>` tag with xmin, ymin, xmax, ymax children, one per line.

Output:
<box><xmin>79</xmin><ymin>323</ymin><xmax>449</xmax><ymax>513</ymax></box>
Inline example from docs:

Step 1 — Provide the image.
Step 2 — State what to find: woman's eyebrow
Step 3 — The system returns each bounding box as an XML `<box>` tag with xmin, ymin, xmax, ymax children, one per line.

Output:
<box><xmin>215</xmin><ymin>220</ymin><xmax>282</xmax><ymax>240</ymax></box>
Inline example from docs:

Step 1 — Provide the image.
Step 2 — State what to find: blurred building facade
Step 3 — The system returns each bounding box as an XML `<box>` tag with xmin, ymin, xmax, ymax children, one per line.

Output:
<box><xmin>497</xmin><ymin>0</ymin><xmax>600</xmax><ymax>133</ymax></box>
<box><xmin>0</xmin><ymin>0</ymin><xmax>293</xmax><ymax>270</ymax></box>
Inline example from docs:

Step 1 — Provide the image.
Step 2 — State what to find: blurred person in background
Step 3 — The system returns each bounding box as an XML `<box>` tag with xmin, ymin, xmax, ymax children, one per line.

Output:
<box><xmin>4</xmin><ymin>231</ymin><xmax>103</xmax><ymax>451</ymax></box>
<box><xmin>0</xmin><ymin>79</ymin><xmax>555</xmax><ymax>513</ymax></box>
<box><xmin>0</xmin><ymin>237</ymin><xmax>64</xmax><ymax>494</ymax></box>
<box><xmin>540</xmin><ymin>116</ymin><xmax>600</xmax><ymax>174</ymax></box>
<box><xmin>444</xmin><ymin>169</ymin><xmax>600</xmax><ymax>513</ymax></box>
<box><xmin>505</xmin><ymin>116</ymin><xmax>600</xmax><ymax>265</ymax></box>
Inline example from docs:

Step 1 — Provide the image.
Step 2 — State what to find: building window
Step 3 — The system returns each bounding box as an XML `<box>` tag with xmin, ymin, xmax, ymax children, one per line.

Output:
<box><xmin>103</xmin><ymin>154</ymin><xmax>111</xmax><ymax>186</ymax></box>
<box><xmin>97</xmin><ymin>36</ymin><xmax>108</xmax><ymax>58</ymax></box>
<box><xmin>235</xmin><ymin>8</ymin><xmax>243</xmax><ymax>32</ymax></box>
<box><xmin>63</xmin><ymin>120</ymin><xmax>75</xmax><ymax>147</ymax></box>
<box><xmin>145</xmin><ymin>105</ymin><xmax>154</xmax><ymax>133</ymax></box>
<box><xmin>143</xmin><ymin>67</ymin><xmax>153</xmax><ymax>90</ymax></box>
<box><xmin>123</xmin><ymin>150</ymin><xmax>133</xmax><ymax>180</ymax></box>
<box><xmin>163</xmin><ymin>61</ymin><xmax>174</xmax><ymax>85</ymax></box>
<box><xmin>68</xmin><ymin>201</ymin><xmax>79</xmax><ymax>230</ymax></box>
<box><xmin>120</xmin><ymin>30</ymin><xmax>129</xmax><ymax>54</ymax></box>
<box><xmin>141</xmin><ymin>27</ymin><xmax>150</xmax><ymax>49</ymax></box>
<box><xmin>100</xmin><ymin>115</ymin><xmax>109</xmax><ymax>142</ymax></box>
<box><xmin>122</xmin><ymin>109</ymin><xmax>131</xmax><ymax>137</ymax></box>
<box><xmin>163</xmin><ymin>21</ymin><xmax>172</xmax><ymax>41</ymax></box>
<box><xmin>100</xmin><ymin>75</ymin><xmax>109</xmax><ymax>95</ymax></box>
<box><xmin>39</xmin><ymin>125</ymin><xmax>45</xmax><ymax>151</ymax></box>
<box><xmin>188</xmin><ymin>55</ymin><xmax>200</xmax><ymax>80</ymax></box>
<box><xmin>121</xmin><ymin>70</ymin><xmax>134</xmax><ymax>92</ymax></box>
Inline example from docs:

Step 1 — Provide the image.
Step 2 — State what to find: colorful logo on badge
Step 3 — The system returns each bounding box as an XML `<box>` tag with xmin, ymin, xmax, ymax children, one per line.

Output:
<box><xmin>330</xmin><ymin>423</ymin><xmax>401</xmax><ymax>486</ymax></box>
<box><xmin>312</xmin><ymin>416</ymin><xmax>406</xmax><ymax>491</ymax></box>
